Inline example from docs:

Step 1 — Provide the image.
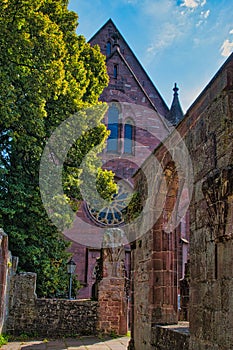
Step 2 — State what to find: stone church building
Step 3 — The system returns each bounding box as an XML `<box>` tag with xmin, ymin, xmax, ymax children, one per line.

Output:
<box><xmin>1</xmin><ymin>17</ymin><xmax>233</xmax><ymax>350</ymax></box>
<box><xmin>65</xmin><ymin>19</ymin><xmax>188</xmax><ymax>304</ymax></box>
<box><xmin>64</xmin><ymin>19</ymin><xmax>233</xmax><ymax>350</ymax></box>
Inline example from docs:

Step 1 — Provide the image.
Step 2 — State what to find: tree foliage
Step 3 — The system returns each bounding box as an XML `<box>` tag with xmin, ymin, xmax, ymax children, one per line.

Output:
<box><xmin>0</xmin><ymin>0</ymin><xmax>116</xmax><ymax>297</ymax></box>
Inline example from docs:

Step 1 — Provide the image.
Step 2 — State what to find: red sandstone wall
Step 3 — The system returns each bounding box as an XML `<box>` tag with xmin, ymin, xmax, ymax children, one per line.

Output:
<box><xmin>181</xmin><ymin>54</ymin><xmax>233</xmax><ymax>350</ymax></box>
<box><xmin>129</xmin><ymin>53</ymin><xmax>233</xmax><ymax>350</ymax></box>
<box><xmin>89</xmin><ymin>20</ymin><xmax>168</xmax><ymax>116</ymax></box>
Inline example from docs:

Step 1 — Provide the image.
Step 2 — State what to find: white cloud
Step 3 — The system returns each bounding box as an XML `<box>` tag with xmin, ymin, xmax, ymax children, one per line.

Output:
<box><xmin>144</xmin><ymin>0</ymin><xmax>199</xmax><ymax>60</ymax></box>
<box><xmin>141</xmin><ymin>0</ymin><xmax>210</xmax><ymax>61</ymax></box>
<box><xmin>181</xmin><ymin>0</ymin><xmax>199</xmax><ymax>8</ymax></box>
<box><xmin>196</xmin><ymin>9</ymin><xmax>210</xmax><ymax>27</ymax></box>
<box><xmin>147</xmin><ymin>45</ymin><xmax>154</xmax><ymax>53</ymax></box>
<box><xmin>145</xmin><ymin>20</ymin><xmax>186</xmax><ymax>60</ymax></box>
<box><xmin>201</xmin><ymin>9</ymin><xmax>210</xmax><ymax>19</ymax></box>
<box><xmin>220</xmin><ymin>39</ymin><xmax>233</xmax><ymax>57</ymax></box>
<box><xmin>180</xmin><ymin>0</ymin><xmax>207</xmax><ymax>9</ymax></box>
<box><xmin>230</xmin><ymin>29</ymin><xmax>233</xmax><ymax>35</ymax></box>
<box><xmin>196</xmin><ymin>20</ymin><xmax>202</xmax><ymax>27</ymax></box>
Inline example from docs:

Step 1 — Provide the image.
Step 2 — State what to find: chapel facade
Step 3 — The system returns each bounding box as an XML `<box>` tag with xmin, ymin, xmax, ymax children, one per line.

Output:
<box><xmin>65</xmin><ymin>19</ymin><xmax>188</xmax><ymax>307</ymax></box>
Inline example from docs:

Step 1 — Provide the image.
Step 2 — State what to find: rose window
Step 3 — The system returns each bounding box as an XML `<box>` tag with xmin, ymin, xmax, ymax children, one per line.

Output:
<box><xmin>87</xmin><ymin>181</ymin><xmax>132</xmax><ymax>227</ymax></box>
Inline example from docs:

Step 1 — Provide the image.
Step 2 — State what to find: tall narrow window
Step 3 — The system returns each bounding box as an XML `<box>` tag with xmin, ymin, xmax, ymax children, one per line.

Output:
<box><xmin>106</xmin><ymin>41</ymin><xmax>111</xmax><ymax>56</ymax></box>
<box><xmin>107</xmin><ymin>103</ymin><xmax>119</xmax><ymax>152</ymax></box>
<box><xmin>124</xmin><ymin>119</ymin><xmax>134</xmax><ymax>154</ymax></box>
<box><xmin>113</xmin><ymin>64</ymin><xmax>118</xmax><ymax>79</ymax></box>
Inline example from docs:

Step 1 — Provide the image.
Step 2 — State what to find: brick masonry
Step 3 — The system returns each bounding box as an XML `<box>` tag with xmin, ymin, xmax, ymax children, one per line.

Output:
<box><xmin>97</xmin><ymin>238</ymin><xmax>128</xmax><ymax>336</ymax></box>
<box><xmin>98</xmin><ymin>277</ymin><xmax>127</xmax><ymax>335</ymax></box>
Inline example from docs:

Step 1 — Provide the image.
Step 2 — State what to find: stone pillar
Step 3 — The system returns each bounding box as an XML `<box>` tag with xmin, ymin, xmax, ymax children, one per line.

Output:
<box><xmin>179</xmin><ymin>261</ymin><xmax>190</xmax><ymax>321</ymax></box>
<box><xmin>151</xmin><ymin>165</ymin><xmax>179</xmax><ymax>325</ymax></box>
<box><xmin>152</xmin><ymin>221</ymin><xmax>178</xmax><ymax>325</ymax></box>
<box><xmin>97</xmin><ymin>228</ymin><xmax>127</xmax><ymax>335</ymax></box>
<box><xmin>6</xmin><ymin>272</ymin><xmax>37</xmax><ymax>335</ymax></box>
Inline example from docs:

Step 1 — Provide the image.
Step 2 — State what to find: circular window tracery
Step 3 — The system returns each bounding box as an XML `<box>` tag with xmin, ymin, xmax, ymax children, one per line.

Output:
<box><xmin>86</xmin><ymin>180</ymin><xmax>132</xmax><ymax>227</ymax></box>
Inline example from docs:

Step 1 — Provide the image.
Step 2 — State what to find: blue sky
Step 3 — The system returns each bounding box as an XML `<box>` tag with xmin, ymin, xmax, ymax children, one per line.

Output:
<box><xmin>68</xmin><ymin>0</ymin><xmax>233</xmax><ymax>112</ymax></box>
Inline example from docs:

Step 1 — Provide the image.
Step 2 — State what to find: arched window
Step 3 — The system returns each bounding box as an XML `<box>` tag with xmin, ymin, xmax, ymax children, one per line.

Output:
<box><xmin>124</xmin><ymin>119</ymin><xmax>134</xmax><ymax>154</ymax></box>
<box><xmin>106</xmin><ymin>41</ymin><xmax>111</xmax><ymax>56</ymax></box>
<box><xmin>113</xmin><ymin>64</ymin><xmax>118</xmax><ymax>79</ymax></box>
<box><xmin>107</xmin><ymin>103</ymin><xmax>119</xmax><ymax>152</ymax></box>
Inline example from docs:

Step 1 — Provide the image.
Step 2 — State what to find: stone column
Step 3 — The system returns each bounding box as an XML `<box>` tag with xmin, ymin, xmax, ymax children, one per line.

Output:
<box><xmin>151</xmin><ymin>220</ymin><xmax>178</xmax><ymax>325</ymax></box>
<box><xmin>97</xmin><ymin>228</ymin><xmax>127</xmax><ymax>335</ymax></box>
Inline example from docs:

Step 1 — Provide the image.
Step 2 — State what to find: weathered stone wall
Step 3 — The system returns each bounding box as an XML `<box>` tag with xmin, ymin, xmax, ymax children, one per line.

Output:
<box><xmin>6</xmin><ymin>272</ymin><xmax>38</xmax><ymax>335</ymax></box>
<box><xmin>129</xmin><ymin>53</ymin><xmax>233</xmax><ymax>350</ymax></box>
<box><xmin>151</xmin><ymin>323</ymin><xmax>190</xmax><ymax>350</ymax></box>
<box><xmin>128</xmin><ymin>157</ymin><xmax>183</xmax><ymax>350</ymax></box>
<box><xmin>183</xmin><ymin>53</ymin><xmax>233</xmax><ymax>350</ymax></box>
<box><xmin>5</xmin><ymin>239</ymin><xmax>128</xmax><ymax>338</ymax></box>
<box><xmin>129</xmin><ymin>232</ymin><xmax>154</xmax><ymax>350</ymax></box>
<box><xmin>36</xmin><ymin>299</ymin><xmax>98</xmax><ymax>337</ymax></box>
<box><xmin>6</xmin><ymin>272</ymin><xmax>98</xmax><ymax>337</ymax></box>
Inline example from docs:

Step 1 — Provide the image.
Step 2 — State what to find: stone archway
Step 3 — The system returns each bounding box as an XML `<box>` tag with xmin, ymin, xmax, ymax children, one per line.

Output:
<box><xmin>128</xmin><ymin>154</ymin><xmax>190</xmax><ymax>350</ymax></box>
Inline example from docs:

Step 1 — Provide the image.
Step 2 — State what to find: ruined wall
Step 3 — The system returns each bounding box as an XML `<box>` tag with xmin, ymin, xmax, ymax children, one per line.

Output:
<box><xmin>129</xmin><ymin>53</ymin><xmax>233</xmax><ymax>350</ymax></box>
<box><xmin>183</xmin><ymin>54</ymin><xmax>233</xmax><ymax>350</ymax></box>
<box><xmin>5</xmin><ymin>235</ymin><xmax>128</xmax><ymax>338</ymax></box>
<box><xmin>151</xmin><ymin>323</ymin><xmax>189</xmax><ymax>350</ymax></box>
<box><xmin>128</xmin><ymin>151</ymin><xmax>187</xmax><ymax>350</ymax></box>
<box><xmin>129</xmin><ymin>231</ymin><xmax>154</xmax><ymax>350</ymax></box>
<box><xmin>6</xmin><ymin>272</ymin><xmax>98</xmax><ymax>337</ymax></box>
